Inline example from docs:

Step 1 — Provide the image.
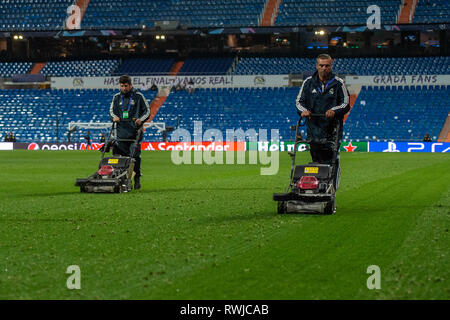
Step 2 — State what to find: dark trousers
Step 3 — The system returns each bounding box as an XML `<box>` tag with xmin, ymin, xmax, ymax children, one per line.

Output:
<box><xmin>113</xmin><ymin>141</ymin><xmax>142</xmax><ymax>177</ymax></box>
<box><xmin>309</xmin><ymin>142</ymin><xmax>341</xmax><ymax>191</ymax></box>
<box><xmin>310</xmin><ymin>143</ymin><xmax>334</xmax><ymax>164</ymax></box>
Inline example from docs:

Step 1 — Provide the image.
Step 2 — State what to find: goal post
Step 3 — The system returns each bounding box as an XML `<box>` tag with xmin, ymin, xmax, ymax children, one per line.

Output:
<box><xmin>68</xmin><ymin>121</ymin><xmax>166</xmax><ymax>133</ymax></box>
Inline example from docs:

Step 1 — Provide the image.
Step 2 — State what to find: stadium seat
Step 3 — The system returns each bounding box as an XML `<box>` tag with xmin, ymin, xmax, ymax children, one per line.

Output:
<box><xmin>113</xmin><ymin>58</ymin><xmax>174</xmax><ymax>76</ymax></box>
<box><xmin>81</xmin><ymin>0</ymin><xmax>266</xmax><ymax>29</ymax></box>
<box><xmin>0</xmin><ymin>0</ymin><xmax>73</xmax><ymax>31</ymax></box>
<box><xmin>413</xmin><ymin>0</ymin><xmax>449</xmax><ymax>23</ymax></box>
<box><xmin>275</xmin><ymin>0</ymin><xmax>402</xmax><ymax>26</ymax></box>
<box><xmin>0</xmin><ymin>88</ymin><xmax>157</xmax><ymax>142</ymax></box>
<box><xmin>345</xmin><ymin>85</ymin><xmax>448</xmax><ymax>141</ymax></box>
<box><xmin>178</xmin><ymin>57</ymin><xmax>235</xmax><ymax>75</ymax></box>
<box><xmin>233</xmin><ymin>56</ymin><xmax>450</xmax><ymax>76</ymax></box>
<box><xmin>40</xmin><ymin>60</ymin><xmax>120</xmax><ymax>77</ymax></box>
<box><xmin>0</xmin><ymin>62</ymin><xmax>33</xmax><ymax>77</ymax></box>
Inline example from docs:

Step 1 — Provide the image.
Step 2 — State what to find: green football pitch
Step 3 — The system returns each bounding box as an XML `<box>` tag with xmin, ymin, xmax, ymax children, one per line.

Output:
<box><xmin>0</xmin><ymin>150</ymin><xmax>449</xmax><ymax>299</ymax></box>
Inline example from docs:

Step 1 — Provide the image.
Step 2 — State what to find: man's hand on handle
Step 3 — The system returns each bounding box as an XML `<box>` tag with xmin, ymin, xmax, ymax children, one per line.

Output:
<box><xmin>113</xmin><ymin>116</ymin><xmax>143</xmax><ymax>127</ymax></box>
<box><xmin>301</xmin><ymin>110</ymin><xmax>311</xmax><ymax>119</ymax></box>
<box><xmin>302</xmin><ymin>110</ymin><xmax>335</xmax><ymax>119</ymax></box>
<box><xmin>325</xmin><ymin>110</ymin><xmax>335</xmax><ymax>119</ymax></box>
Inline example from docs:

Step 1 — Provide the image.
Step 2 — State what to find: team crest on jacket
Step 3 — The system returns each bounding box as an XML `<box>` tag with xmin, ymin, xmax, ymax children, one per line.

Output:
<box><xmin>329</xmin><ymin>88</ymin><xmax>334</xmax><ymax>94</ymax></box>
<box><xmin>312</xmin><ymin>89</ymin><xmax>317</xmax><ymax>94</ymax></box>
<box><xmin>130</xmin><ymin>100</ymin><xmax>135</xmax><ymax>105</ymax></box>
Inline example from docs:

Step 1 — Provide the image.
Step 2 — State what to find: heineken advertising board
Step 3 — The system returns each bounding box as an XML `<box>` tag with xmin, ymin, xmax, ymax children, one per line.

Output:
<box><xmin>246</xmin><ymin>141</ymin><xmax>368</xmax><ymax>152</ymax></box>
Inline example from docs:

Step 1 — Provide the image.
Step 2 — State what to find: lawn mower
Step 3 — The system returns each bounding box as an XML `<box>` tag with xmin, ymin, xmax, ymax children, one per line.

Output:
<box><xmin>273</xmin><ymin>114</ymin><xmax>341</xmax><ymax>214</ymax></box>
<box><xmin>75</xmin><ymin>121</ymin><xmax>142</xmax><ymax>193</ymax></box>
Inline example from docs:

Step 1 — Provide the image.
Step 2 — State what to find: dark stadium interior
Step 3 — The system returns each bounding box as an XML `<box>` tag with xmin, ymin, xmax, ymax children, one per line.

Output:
<box><xmin>0</xmin><ymin>0</ymin><xmax>449</xmax><ymax>304</ymax></box>
<box><xmin>0</xmin><ymin>0</ymin><xmax>449</xmax><ymax>144</ymax></box>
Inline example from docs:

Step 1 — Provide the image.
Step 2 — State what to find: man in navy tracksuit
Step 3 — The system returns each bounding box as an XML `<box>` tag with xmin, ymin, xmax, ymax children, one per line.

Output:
<box><xmin>110</xmin><ymin>75</ymin><xmax>151</xmax><ymax>189</ymax></box>
<box><xmin>296</xmin><ymin>54</ymin><xmax>350</xmax><ymax>190</ymax></box>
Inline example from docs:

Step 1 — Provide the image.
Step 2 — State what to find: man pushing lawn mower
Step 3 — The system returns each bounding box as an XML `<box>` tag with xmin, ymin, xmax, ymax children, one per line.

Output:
<box><xmin>75</xmin><ymin>75</ymin><xmax>151</xmax><ymax>193</ymax></box>
<box><xmin>110</xmin><ymin>75</ymin><xmax>151</xmax><ymax>190</ymax></box>
<box><xmin>273</xmin><ymin>54</ymin><xmax>350</xmax><ymax>214</ymax></box>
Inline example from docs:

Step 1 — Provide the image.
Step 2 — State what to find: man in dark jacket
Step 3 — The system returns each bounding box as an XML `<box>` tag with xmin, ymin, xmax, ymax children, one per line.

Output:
<box><xmin>6</xmin><ymin>132</ymin><xmax>16</xmax><ymax>142</ymax></box>
<box><xmin>423</xmin><ymin>133</ymin><xmax>432</xmax><ymax>142</ymax></box>
<box><xmin>110</xmin><ymin>75</ymin><xmax>151</xmax><ymax>189</ymax></box>
<box><xmin>296</xmin><ymin>54</ymin><xmax>350</xmax><ymax>190</ymax></box>
<box><xmin>84</xmin><ymin>131</ymin><xmax>92</xmax><ymax>148</ymax></box>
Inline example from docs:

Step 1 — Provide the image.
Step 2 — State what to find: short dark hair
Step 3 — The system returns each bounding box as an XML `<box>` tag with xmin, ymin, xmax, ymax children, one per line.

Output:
<box><xmin>316</xmin><ymin>53</ymin><xmax>333</xmax><ymax>61</ymax></box>
<box><xmin>119</xmin><ymin>75</ymin><xmax>132</xmax><ymax>84</ymax></box>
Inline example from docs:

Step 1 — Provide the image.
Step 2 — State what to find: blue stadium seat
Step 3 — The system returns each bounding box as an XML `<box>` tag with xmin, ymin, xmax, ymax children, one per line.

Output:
<box><xmin>113</xmin><ymin>58</ymin><xmax>174</xmax><ymax>76</ymax></box>
<box><xmin>82</xmin><ymin>0</ymin><xmax>266</xmax><ymax>29</ymax></box>
<box><xmin>0</xmin><ymin>88</ymin><xmax>157</xmax><ymax>142</ymax></box>
<box><xmin>179</xmin><ymin>57</ymin><xmax>235</xmax><ymax>75</ymax></box>
<box><xmin>0</xmin><ymin>0</ymin><xmax>73</xmax><ymax>31</ymax></box>
<box><xmin>41</xmin><ymin>60</ymin><xmax>120</xmax><ymax>77</ymax></box>
<box><xmin>414</xmin><ymin>0</ymin><xmax>449</xmax><ymax>23</ymax></box>
<box><xmin>344</xmin><ymin>85</ymin><xmax>448</xmax><ymax>141</ymax></box>
<box><xmin>0</xmin><ymin>62</ymin><xmax>33</xmax><ymax>77</ymax></box>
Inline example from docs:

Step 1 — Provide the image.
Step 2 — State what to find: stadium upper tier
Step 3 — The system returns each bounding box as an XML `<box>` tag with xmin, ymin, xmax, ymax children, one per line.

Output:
<box><xmin>276</xmin><ymin>0</ymin><xmax>402</xmax><ymax>26</ymax></box>
<box><xmin>413</xmin><ymin>0</ymin><xmax>449</xmax><ymax>23</ymax></box>
<box><xmin>0</xmin><ymin>0</ymin><xmax>73</xmax><ymax>31</ymax></box>
<box><xmin>82</xmin><ymin>0</ymin><xmax>266</xmax><ymax>29</ymax></box>
<box><xmin>0</xmin><ymin>0</ymin><xmax>449</xmax><ymax>31</ymax></box>
<box><xmin>0</xmin><ymin>86</ymin><xmax>447</xmax><ymax>143</ymax></box>
<box><xmin>1</xmin><ymin>56</ymin><xmax>449</xmax><ymax>78</ymax></box>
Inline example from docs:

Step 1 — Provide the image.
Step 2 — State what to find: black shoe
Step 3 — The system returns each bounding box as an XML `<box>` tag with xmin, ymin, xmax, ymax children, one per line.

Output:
<box><xmin>134</xmin><ymin>176</ymin><xmax>141</xmax><ymax>190</ymax></box>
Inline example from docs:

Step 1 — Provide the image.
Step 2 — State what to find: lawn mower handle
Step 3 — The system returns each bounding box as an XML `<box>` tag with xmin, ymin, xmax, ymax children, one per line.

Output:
<box><xmin>300</xmin><ymin>113</ymin><xmax>327</xmax><ymax>118</ymax></box>
<box><xmin>100</xmin><ymin>121</ymin><xmax>144</xmax><ymax>158</ymax></box>
<box><xmin>100</xmin><ymin>122</ymin><xmax>116</xmax><ymax>160</ymax></box>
